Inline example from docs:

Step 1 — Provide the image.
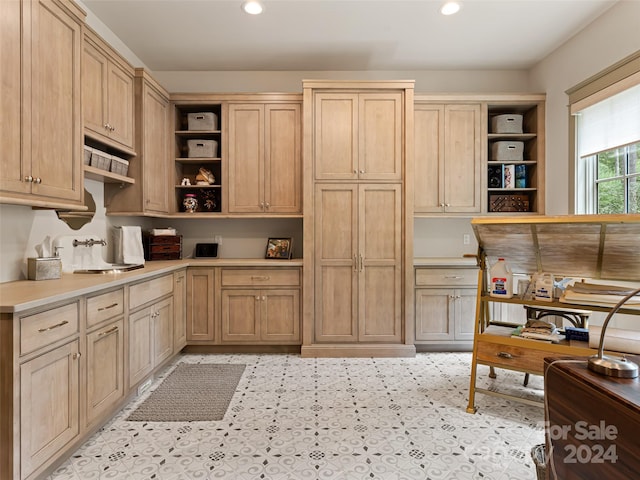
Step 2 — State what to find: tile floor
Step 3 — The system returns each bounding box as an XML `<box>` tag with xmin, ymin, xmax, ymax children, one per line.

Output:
<box><xmin>46</xmin><ymin>352</ymin><xmax>546</xmax><ymax>480</ymax></box>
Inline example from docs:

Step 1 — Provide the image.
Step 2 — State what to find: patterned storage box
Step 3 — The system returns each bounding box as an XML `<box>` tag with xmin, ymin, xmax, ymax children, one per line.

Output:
<box><xmin>110</xmin><ymin>155</ymin><xmax>129</xmax><ymax>176</ymax></box>
<box><xmin>187</xmin><ymin>139</ymin><xmax>218</xmax><ymax>158</ymax></box>
<box><xmin>187</xmin><ymin>112</ymin><xmax>218</xmax><ymax>131</ymax></box>
<box><xmin>90</xmin><ymin>148</ymin><xmax>111</xmax><ymax>171</ymax></box>
<box><xmin>491</xmin><ymin>114</ymin><xmax>523</xmax><ymax>134</ymax></box>
<box><xmin>489</xmin><ymin>194</ymin><xmax>530</xmax><ymax>212</ymax></box>
<box><xmin>491</xmin><ymin>141</ymin><xmax>524</xmax><ymax>161</ymax></box>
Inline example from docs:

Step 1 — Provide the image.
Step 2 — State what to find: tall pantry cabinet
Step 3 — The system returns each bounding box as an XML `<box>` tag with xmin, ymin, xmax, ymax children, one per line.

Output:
<box><xmin>302</xmin><ymin>80</ymin><xmax>416</xmax><ymax>357</ymax></box>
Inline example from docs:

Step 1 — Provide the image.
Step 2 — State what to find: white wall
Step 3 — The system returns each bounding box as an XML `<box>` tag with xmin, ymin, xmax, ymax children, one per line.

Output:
<box><xmin>529</xmin><ymin>0</ymin><xmax>640</xmax><ymax>215</ymax></box>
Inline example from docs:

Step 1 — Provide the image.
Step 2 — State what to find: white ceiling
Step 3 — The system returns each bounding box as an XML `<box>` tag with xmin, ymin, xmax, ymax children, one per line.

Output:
<box><xmin>82</xmin><ymin>0</ymin><xmax>617</xmax><ymax>72</ymax></box>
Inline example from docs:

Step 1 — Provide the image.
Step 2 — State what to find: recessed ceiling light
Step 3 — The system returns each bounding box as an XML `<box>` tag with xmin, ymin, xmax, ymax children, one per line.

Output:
<box><xmin>440</xmin><ymin>1</ymin><xmax>461</xmax><ymax>16</ymax></box>
<box><xmin>242</xmin><ymin>1</ymin><xmax>263</xmax><ymax>15</ymax></box>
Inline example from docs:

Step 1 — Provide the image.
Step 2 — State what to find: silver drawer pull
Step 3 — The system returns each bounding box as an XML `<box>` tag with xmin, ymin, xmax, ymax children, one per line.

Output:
<box><xmin>497</xmin><ymin>351</ymin><xmax>513</xmax><ymax>359</ymax></box>
<box><xmin>38</xmin><ymin>320</ymin><xmax>69</xmax><ymax>333</ymax></box>
<box><xmin>251</xmin><ymin>276</ymin><xmax>270</xmax><ymax>281</ymax></box>
<box><xmin>98</xmin><ymin>325</ymin><xmax>119</xmax><ymax>337</ymax></box>
<box><xmin>444</xmin><ymin>276</ymin><xmax>463</xmax><ymax>279</ymax></box>
<box><xmin>97</xmin><ymin>302</ymin><xmax>119</xmax><ymax>312</ymax></box>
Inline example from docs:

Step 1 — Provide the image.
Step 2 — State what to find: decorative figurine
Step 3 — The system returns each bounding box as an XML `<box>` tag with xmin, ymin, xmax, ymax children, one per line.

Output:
<box><xmin>182</xmin><ymin>193</ymin><xmax>198</xmax><ymax>213</ymax></box>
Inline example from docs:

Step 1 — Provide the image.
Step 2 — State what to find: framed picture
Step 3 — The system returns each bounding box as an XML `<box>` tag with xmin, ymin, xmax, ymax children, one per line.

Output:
<box><xmin>265</xmin><ymin>237</ymin><xmax>293</xmax><ymax>259</ymax></box>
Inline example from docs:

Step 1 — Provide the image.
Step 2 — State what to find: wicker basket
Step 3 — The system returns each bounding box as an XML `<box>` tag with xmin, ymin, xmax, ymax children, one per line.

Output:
<box><xmin>90</xmin><ymin>149</ymin><xmax>111</xmax><ymax>171</ymax></box>
<box><xmin>83</xmin><ymin>145</ymin><xmax>93</xmax><ymax>166</ymax></box>
<box><xmin>110</xmin><ymin>155</ymin><xmax>129</xmax><ymax>176</ymax></box>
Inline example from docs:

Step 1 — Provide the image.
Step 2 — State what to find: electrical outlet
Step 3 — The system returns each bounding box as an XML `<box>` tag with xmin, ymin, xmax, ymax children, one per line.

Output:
<box><xmin>463</xmin><ymin>234</ymin><xmax>470</xmax><ymax>245</ymax></box>
<box><xmin>214</xmin><ymin>235</ymin><xmax>222</xmax><ymax>245</ymax></box>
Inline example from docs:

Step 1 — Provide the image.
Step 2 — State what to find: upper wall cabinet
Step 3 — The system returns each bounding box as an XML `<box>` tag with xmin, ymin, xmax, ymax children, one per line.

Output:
<box><xmin>0</xmin><ymin>0</ymin><xmax>85</xmax><ymax>209</ymax></box>
<box><xmin>414</xmin><ymin>102</ymin><xmax>482</xmax><ymax>214</ymax></box>
<box><xmin>83</xmin><ymin>27</ymin><xmax>135</xmax><ymax>154</ymax></box>
<box><xmin>106</xmin><ymin>69</ymin><xmax>170</xmax><ymax>215</ymax></box>
<box><xmin>228</xmin><ymin>100</ymin><xmax>301</xmax><ymax>214</ymax></box>
<box><xmin>313</xmin><ymin>92</ymin><xmax>403</xmax><ymax>182</ymax></box>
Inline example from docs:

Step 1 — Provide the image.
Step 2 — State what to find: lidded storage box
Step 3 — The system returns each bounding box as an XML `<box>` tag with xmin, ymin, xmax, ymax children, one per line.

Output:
<box><xmin>491</xmin><ymin>114</ymin><xmax>523</xmax><ymax>134</ymax></box>
<box><xmin>187</xmin><ymin>139</ymin><xmax>218</xmax><ymax>158</ymax></box>
<box><xmin>187</xmin><ymin>112</ymin><xmax>218</xmax><ymax>131</ymax></box>
<box><xmin>491</xmin><ymin>141</ymin><xmax>524</xmax><ymax>161</ymax></box>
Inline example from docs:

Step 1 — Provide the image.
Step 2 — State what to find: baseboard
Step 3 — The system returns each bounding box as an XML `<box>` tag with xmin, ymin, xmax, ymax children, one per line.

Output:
<box><xmin>183</xmin><ymin>344</ymin><xmax>302</xmax><ymax>354</ymax></box>
<box><xmin>300</xmin><ymin>344</ymin><xmax>416</xmax><ymax>358</ymax></box>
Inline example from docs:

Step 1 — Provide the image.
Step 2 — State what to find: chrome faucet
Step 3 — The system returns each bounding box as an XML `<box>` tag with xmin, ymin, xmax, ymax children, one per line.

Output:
<box><xmin>72</xmin><ymin>238</ymin><xmax>107</xmax><ymax>247</ymax></box>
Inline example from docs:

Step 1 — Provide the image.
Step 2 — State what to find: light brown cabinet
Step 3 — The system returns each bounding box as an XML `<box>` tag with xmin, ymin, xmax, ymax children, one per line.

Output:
<box><xmin>128</xmin><ymin>275</ymin><xmax>174</xmax><ymax>388</ymax></box>
<box><xmin>186</xmin><ymin>268</ymin><xmax>216</xmax><ymax>342</ymax></box>
<box><xmin>82</xmin><ymin>27</ymin><xmax>135</xmax><ymax>152</ymax></box>
<box><xmin>228</xmin><ymin>102</ymin><xmax>301</xmax><ymax>214</ymax></box>
<box><xmin>414</xmin><ymin>267</ymin><xmax>477</xmax><ymax>346</ymax></box>
<box><xmin>0</xmin><ymin>0</ymin><xmax>84</xmax><ymax>208</ymax></box>
<box><xmin>174</xmin><ymin>269</ymin><xmax>187</xmax><ymax>351</ymax></box>
<box><xmin>314</xmin><ymin>184</ymin><xmax>402</xmax><ymax>343</ymax></box>
<box><xmin>414</xmin><ymin>103</ymin><xmax>482</xmax><ymax>214</ymax></box>
<box><xmin>313</xmin><ymin>92</ymin><xmax>403</xmax><ymax>181</ymax></box>
<box><xmin>220</xmin><ymin>268</ymin><xmax>301</xmax><ymax>344</ymax></box>
<box><xmin>107</xmin><ymin>69</ymin><xmax>170</xmax><ymax>214</ymax></box>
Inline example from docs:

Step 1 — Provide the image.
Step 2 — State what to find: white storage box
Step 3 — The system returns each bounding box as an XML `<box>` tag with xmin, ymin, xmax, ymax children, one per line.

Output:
<box><xmin>90</xmin><ymin>148</ymin><xmax>111</xmax><ymax>171</ymax></box>
<box><xmin>83</xmin><ymin>145</ymin><xmax>93</xmax><ymax>166</ymax></box>
<box><xmin>187</xmin><ymin>139</ymin><xmax>218</xmax><ymax>158</ymax></box>
<box><xmin>187</xmin><ymin>112</ymin><xmax>218</xmax><ymax>131</ymax></box>
<box><xmin>491</xmin><ymin>114</ymin><xmax>523</xmax><ymax>134</ymax></box>
<box><xmin>491</xmin><ymin>141</ymin><xmax>524</xmax><ymax>161</ymax></box>
<box><xmin>110</xmin><ymin>155</ymin><xmax>129</xmax><ymax>176</ymax></box>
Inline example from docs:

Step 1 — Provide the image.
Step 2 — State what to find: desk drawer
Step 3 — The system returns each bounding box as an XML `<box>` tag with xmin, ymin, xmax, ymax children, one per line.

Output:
<box><xmin>20</xmin><ymin>302</ymin><xmax>79</xmax><ymax>356</ymax></box>
<box><xmin>86</xmin><ymin>288</ymin><xmax>124</xmax><ymax>329</ymax></box>
<box><xmin>415</xmin><ymin>268</ymin><xmax>477</xmax><ymax>287</ymax></box>
<box><xmin>476</xmin><ymin>340</ymin><xmax>548</xmax><ymax>375</ymax></box>
<box><xmin>221</xmin><ymin>268</ymin><xmax>300</xmax><ymax>287</ymax></box>
<box><xmin>129</xmin><ymin>274</ymin><xmax>173</xmax><ymax>310</ymax></box>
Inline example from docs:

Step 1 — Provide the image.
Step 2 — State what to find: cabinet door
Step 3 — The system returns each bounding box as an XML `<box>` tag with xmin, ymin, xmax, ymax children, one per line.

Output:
<box><xmin>82</xmin><ymin>38</ymin><xmax>108</xmax><ymax>138</ymax></box>
<box><xmin>106</xmin><ymin>61</ymin><xmax>134</xmax><ymax>149</ymax></box>
<box><xmin>174</xmin><ymin>270</ymin><xmax>187</xmax><ymax>351</ymax></box>
<box><xmin>358</xmin><ymin>93</ymin><xmax>403</xmax><ymax>181</ymax></box>
<box><xmin>358</xmin><ymin>184</ymin><xmax>402</xmax><ymax>342</ymax></box>
<box><xmin>262</xmin><ymin>289</ymin><xmax>300</xmax><ymax>343</ymax></box>
<box><xmin>0</xmin><ymin>0</ymin><xmax>28</xmax><ymax>195</ymax></box>
<box><xmin>20</xmin><ymin>340</ymin><xmax>80</xmax><ymax>478</ymax></box>
<box><xmin>186</xmin><ymin>268</ymin><xmax>215</xmax><ymax>341</ymax></box>
<box><xmin>443</xmin><ymin>104</ymin><xmax>481</xmax><ymax>213</ymax></box>
<box><xmin>314</xmin><ymin>184</ymin><xmax>358</xmax><ymax>342</ymax></box>
<box><xmin>228</xmin><ymin>104</ymin><xmax>264</xmax><ymax>213</ymax></box>
<box><xmin>128</xmin><ymin>306</ymin><xmax>153</xmax><ymax>387</ymax></box>
<box><xmin>28</xmin><ymin>0</ymin><xmax>82</xmax><ymax>203</ymax></box>
<box><xmin>141</xmin><ymin>80</ymin><xmax>169</xmax><ymax>213</ymax></box>
<box><xmin>86</xmin><ymin>319</ymin><xmax>124</xmax><ymax>426</ymax></box>
<box><xmin>314</xmin><ymin>93</ymin><xmax>359</xmax><ymax>180</ymax></box>
<box><xmin>454</xmin><ymin>288</ymin><xmax>477</xmax><ymax>341</ymax></box>
<box><xmin>415</xmin><ymin>289</ymin><xmax>454</xmax><ymax>341</ymax></box>
<box><xmin>264</xmin><ymin>103</ymin><xmax>301</xmax><ymax>213</ymax></box>
<box><xmin>221</xmin><ymin>289</ymin><xmax>260</xmax><ymax>342</ymax></box>
<box><xmin>153</xmin><ymin>297</ymin><xmax>174</xmax><ymax>366</ymax></box>
<box><xmin>414</xmin><ymin>104</ymin><xmax>444</xmax><ymax>213</ymax></box>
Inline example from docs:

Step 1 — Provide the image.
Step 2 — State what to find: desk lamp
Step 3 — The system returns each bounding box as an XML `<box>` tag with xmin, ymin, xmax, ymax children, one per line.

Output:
<box><xmin>588</xmin><ymin>286</ymin><xmax>640</xmax><ymax>378</ymax></box>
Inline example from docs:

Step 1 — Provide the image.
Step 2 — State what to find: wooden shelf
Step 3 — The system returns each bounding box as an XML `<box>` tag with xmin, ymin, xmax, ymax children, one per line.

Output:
<box><xmin>175</xmin><ymin>157</ymin><xmax>221</xmax><ymax>163</ymax></box>
<box><xmin>84</xmin><ymin>165</ymin><xmax>135</xmax><ymax>185</ymax></box>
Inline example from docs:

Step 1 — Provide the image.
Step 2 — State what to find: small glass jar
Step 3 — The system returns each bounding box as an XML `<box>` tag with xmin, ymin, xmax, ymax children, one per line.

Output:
<box><xmin>182</xmin><ymin>193</ymin><xmax>198</xmax><ymax>213</ymax></box>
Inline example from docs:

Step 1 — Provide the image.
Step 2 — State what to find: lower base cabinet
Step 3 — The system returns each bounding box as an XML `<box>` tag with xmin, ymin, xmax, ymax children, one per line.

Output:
<box><xmin>20</xmin><ymin>340</ymin><xmax>81</xmax><ymax>480</ymax></box>
<box><xmin>86</xmin><ymin>318</ymin><xmax>124</xmax><ymax>427</ymax></box>
<box><xmin>414</xmin><ymin>266</ymin><xmax>478</xmax><ymax>348</ymax></box>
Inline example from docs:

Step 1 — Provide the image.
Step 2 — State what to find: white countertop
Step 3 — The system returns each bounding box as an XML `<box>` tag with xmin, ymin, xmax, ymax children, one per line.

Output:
<box><xmin>0</xmin><ymin>258</ymin><xmax>303</xmax><ymax>313</ymax></box>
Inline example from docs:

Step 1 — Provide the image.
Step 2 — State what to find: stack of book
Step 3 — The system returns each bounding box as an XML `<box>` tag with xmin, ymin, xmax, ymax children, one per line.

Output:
<box><xmin>512</xmin><ymin>320</ymin><xmax>564</xmax><ymax>343</ymax></box>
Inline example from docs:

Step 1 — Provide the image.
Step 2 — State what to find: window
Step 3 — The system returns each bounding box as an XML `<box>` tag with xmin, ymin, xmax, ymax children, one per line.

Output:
<box><xmin>582</xmin><ymin>142</ymin><xmax>639</xmax><ymax>213</ymax></box>
<box><xmin>567</xmin><ymin>51</ymin><xmax>640</xmax><ymax>214</ymax></box>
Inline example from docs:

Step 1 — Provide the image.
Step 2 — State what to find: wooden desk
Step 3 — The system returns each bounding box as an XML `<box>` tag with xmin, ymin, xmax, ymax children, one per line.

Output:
<box><xmin>544</xmin><ymin>356</ymin><xmax>640</xmax><ymax>480</ymax></box>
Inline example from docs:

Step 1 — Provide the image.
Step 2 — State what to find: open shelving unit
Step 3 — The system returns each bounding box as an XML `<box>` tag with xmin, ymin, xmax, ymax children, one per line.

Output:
<box><xmin>172</xmin><ymin>103</ymin><xmax>223</xmax><ymax>214</ymax></box>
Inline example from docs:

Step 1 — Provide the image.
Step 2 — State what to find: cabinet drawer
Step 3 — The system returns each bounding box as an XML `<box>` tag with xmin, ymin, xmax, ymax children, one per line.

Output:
<box><xmin>86</xmin><ymin>288</ymin><xmax>124</xmax><ymax>329</ymax></box>
<box><xmin>476</xmin><ymin>340</ymin><xmax>549</xmax><ymax>375</ymax></box>
<box><xmin>415</xmin><ymin>268</ymin><xmax>477</xmax><ymax>287</ymax></box>
<box><xmin>221</xmin><ymin>268</ymin><xmax>301</xmax><ymax>287</ymax></box>
<box><xmin>20</xmin><ymin>302</ymin><xmax>80</xmax><ymax>356</ymax></box>
<box><xmin>129</xmin><ymin>274</ymin><xmax>173</xmax><ymax>310</ymax></box>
